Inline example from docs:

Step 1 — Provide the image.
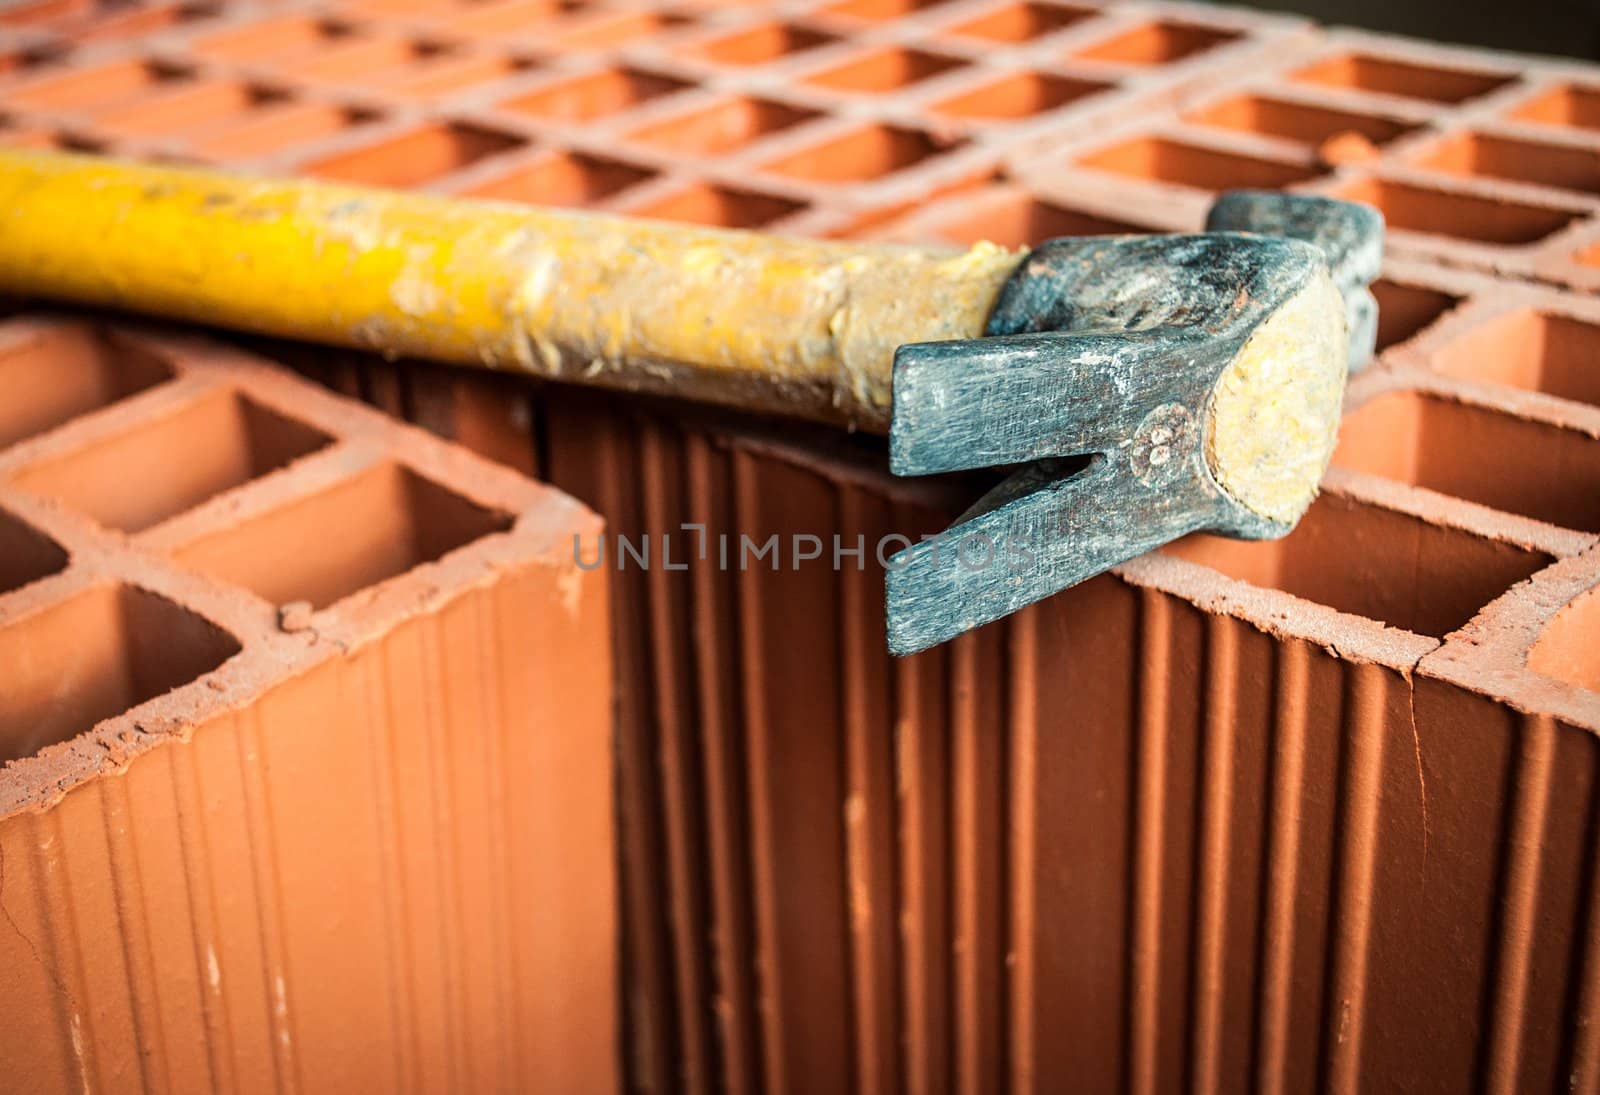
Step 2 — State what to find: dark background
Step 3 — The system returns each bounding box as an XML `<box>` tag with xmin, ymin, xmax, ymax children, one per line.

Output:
<box><xmin>1213</xmin><ymin>0</ymin><xmax>1600</xmax><ymax>61</ymax></box>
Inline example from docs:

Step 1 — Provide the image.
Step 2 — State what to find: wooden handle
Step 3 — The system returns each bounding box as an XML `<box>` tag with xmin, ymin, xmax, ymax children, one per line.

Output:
<box><xmin>0</xmin><ymin>149</ymin><xmax>1023</xmax><ymax>430</ymax></box>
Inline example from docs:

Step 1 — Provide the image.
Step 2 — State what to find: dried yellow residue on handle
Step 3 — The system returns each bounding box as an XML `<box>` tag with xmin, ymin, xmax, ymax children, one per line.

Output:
<box><xmin>0</xmin><ymin>149</ymin><xmax>1024</xmax><ymax>431</ymax></box>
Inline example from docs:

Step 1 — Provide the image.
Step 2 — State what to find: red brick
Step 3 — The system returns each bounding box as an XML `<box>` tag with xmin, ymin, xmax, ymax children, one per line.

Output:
<box><xmin>0</xmin><ymin>318</ymin><xmax>614</xmax><ymax>1093</ymax></box>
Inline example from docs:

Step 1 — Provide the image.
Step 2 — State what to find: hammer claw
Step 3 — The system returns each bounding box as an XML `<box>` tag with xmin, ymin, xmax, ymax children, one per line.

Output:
<box><xmin>885</xmin><ymin>450</ymin><xmax>1220</xmax><ymax>655</ymax></box>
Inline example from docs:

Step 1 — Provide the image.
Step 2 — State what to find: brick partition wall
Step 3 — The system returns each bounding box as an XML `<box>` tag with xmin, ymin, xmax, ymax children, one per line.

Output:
<box><xmin>4</xmin><ymin>1</ymin><xmax>1600</xmax><ymax>1092</ymax></box>
<box><xmin>0</xmin><ymin>318</ymin><xmax>615</xmax><ymax>1093</ymax></box>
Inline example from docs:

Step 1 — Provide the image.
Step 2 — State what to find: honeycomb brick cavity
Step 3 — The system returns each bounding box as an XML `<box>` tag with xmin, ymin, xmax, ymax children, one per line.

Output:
<box><xmin>303</xmin><ymin>121</ymin><xmax>524</xmax><ymax>186</ymax></box>
<box><xmin>1528</xmin><ymin>583</ymin><xmax>1600</xmax><ymax>691</ymax></box>
<box><xmin>0</xmin><ymin>323</ymin><xmax>175</xmax><ymax>449</ymax></box>
<box><xmin>171</xmin><ymin>459</ymin><xmax>513</xmax><ymax>610</ymax></box>
<box><xmin>1071</xmin><ymin>20</ymin><xmax>1242</xmax><ymax>66</ymax></box>
<box><xmin>1429</xmin><ymin>309</ymin><xmax>1600</xmax><ymax>405</ymax></box>
<box><xmin>1334</xmin><ymin>389</ymin><xmax>1600</xmax><ymax>533</ymax></box>
<box><xmin>1165</xmin><ymin>490</ymin><xmax>1551</xmax><ymax>639</ymax></box>
<box><xmin>0</xmin><ymin>582</ymin><xmax>240</xmax><ymax>765</ymax></box>
<box><xmin>1291</xmin><ymin>51</ymin><xmax>1515</xmax><ymax>103</ymax></box>
<box><xmin>0</xmin><ymin>503</ymin><xmax>69</xmax><ymax>595</ymax></box>
<box><xmin>9</xmin><ymin>387</ymin><xmax>332</xmax><ymax>533</ymax></box>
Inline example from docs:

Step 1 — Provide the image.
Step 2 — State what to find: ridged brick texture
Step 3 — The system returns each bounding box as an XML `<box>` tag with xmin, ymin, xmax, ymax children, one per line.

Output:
<box><xmin>0</xmin><ymin>317</ymin><xmax>615</xmax><ymax>1094</ymax></box>
<box><xmin>5</xmin><ymin>1</ymin><xmax>1600</xmax><ymax>1093</ymax></box>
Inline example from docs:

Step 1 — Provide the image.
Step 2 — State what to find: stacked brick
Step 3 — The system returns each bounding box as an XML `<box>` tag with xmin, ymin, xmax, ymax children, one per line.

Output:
<box><xmin>0</xmin><ymin>318</ymin><xmax>614</xmax><ymax>1093</ymax></box>
<box><xmin>1009</xmin><ymin>27</ymin><xmax>1600</xmax><ymax>291</ymax></box>
<box><xmin>4</xmin><ymin>0</ymin><xmax>1600</xmax><ymax>1092</ymax></box>
<box><xmin>0</xmin><ymin>0</ymin><xmax>1307</xmax><ymax>235</ymax></box>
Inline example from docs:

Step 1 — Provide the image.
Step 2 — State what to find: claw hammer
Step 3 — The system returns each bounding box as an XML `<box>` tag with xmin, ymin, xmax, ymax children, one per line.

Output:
<box><xmin>0</xmin><ymin>149</ymin><xmax>1382</xmax><ymax>653</ymax></box>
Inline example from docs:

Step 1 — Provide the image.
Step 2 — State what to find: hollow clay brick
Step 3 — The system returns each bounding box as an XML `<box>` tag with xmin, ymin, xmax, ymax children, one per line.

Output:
<box><xmin>350</xmin><ymin>336</ymin><xmax>1600</xmax><ymax>1094</ymax></box>
<box><xmin>9</xmin><ymin>1</ymin><xmax>1600</xmax><ymax>1092</ymax></box>
<box><xmin>0</xmin><ymin>318</ymin><xmax>615</xmax><ymax>1094</ymax></box>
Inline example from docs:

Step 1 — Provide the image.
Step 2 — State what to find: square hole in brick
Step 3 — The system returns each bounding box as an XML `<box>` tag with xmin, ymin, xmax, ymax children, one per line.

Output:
<box><xmin>762</xmin><ymin>124</ymin><xmax>957</xmax><ymax>182</ymax></box>
<box><xmin>189</xmin><ymin>15</ymin><xmax>355</xmax><ymax>61</ymax></box>
<box><xmin>1072</xmin><ymin>21</ymin><xmax>1240</xmax><ymax>65</ymax></box>
<box><xmin>465</xmin><ymin>152</ymin><xmax>656</xmax><ymax>206</ymax></box>
<box><xmin>1166</xmin><ymin>493</ymin><xmax>1550</xmax><ymax>639</ymax></box>
<box><xmin>625</xmin><ymin>96</ymin><xmax>819</xmax><ymax>155</ymax></box>
<box><xmin>945</xmin><ymin>2</ymin><xmax>1095</xmax><ymax>42</ymax></box>
<box><xmin>1430</xmin><ymin>310</ymin><xmax>1600</xmax><ymax>406</ymax></box>
<box><xmin>90</xmin><ymin>81</ymin><xmax>287</xmax><ymax>139</ymax></box>
<box><xmin>925</xmin><ymin>191</ymin><xmax>1144</xmax><ymax>245</ymax></box>
<box><xmin>385</xmin><ymin>54</ymin><xmax>532</xmax><ymax>98</ymax></box>
<box><xmin>172</xmin><ymin>461</ymin><xmax>513</xmax><ymax>610</ymax></box>
<box><xmin>632</xmin><ymin>183</ymin><xmax>806</xmax><ymax>228</ymax></box>
<box><xmin>1187</xmin><ymin>94</ymin><xmax>1416</xmax><ymax>149</ymax></box>
<box><xmin>501</xmin><ymin>67</ymin><xmax>691</xmax><ymax>122</ymax></box>
<box><xmin>1292</xmin><ymin>53</ymin><xmax>1514</xmax><ymax>104</ymax></box>
<box><xmin>450</xmin><ymin>0</ymin><xmax>586</xmax><ymax>38</ymax></box>
<box><xmin>1334</xmin><ymin>390</ymin><xmax>1600</xmax><ymax>531</ymax></box>
<box><xmin>305</xmin><ymin>123</ymin><xmax>523</xmax><ymax>187</ymax></box>
<box><xmin>1512</xmin><ymin>85</ymin><xmax>1600</xmax><ymax>131</ymax></box>
<box><xmin>804</xmin><ymin>47</ymin><xmax>966</xmax><ymax>93</ymax></box>
<box><xmin>0</xmin><ymin>325</ymin><xmax>174</xmax><ymax>450</ymax></box>
<box><xmin>0</xmin><ymin>505</ymin><xmax>68</xmax><ymax>596</ymax></box>
<box><xmin>10</xmin><ymin>59</ymin><xmax>191</xmax><ymax>112</ymax></box>
<box><xmin>11</xmin><ymin>389</ymin><xmax>332</xmax><ymax>534</ymax></box>
<box><xmin>1413</xmin><ymin>131</ymin><xmax>1600</xmax><ymax>196</ymax></box>
<box><xmin>692</xmin><ymin>22</ymin><xmax>837</xmax><ymax>65</ymax></box>
<box><xmin>1370</xmin><ymin>279</ymin><xmax>1460</xmax><ymax>350</ymax></box>
<box><xmin>76</xmin><ymin>1</ymin><xmax>220</xmax><ymax>43</ymax></box>
<box><xmin>0</xmin><ymin>43</ymin><xmax>59</xmax><ymax>78</ymax></box>
<box><xmin>1529</xmin><ymin>587</ymin><xmax>1600</xmax><ymax>691</ymax></box>
<box><xmin>822</xmin><ymin>0</ymin><xmax>957</xmax><ymax>20</ymax></box>
<box><xmin>1336</xmin><ymin>178</ymin><xmax>1579</xmax><ymax>246</ymax></box>
<box><xmin>1078</xmin><ymin>136</ymin><xmax>1317</xmax><ymax>190</ymax></box>
<box><xmin>932</xmin><ymin>72</ymin><xmax>1110</xmax><ymax>120</ymax></box>
<box><xmin>190</xmin><ymin>103</ymin><xmax>378</xmax><ymax>159</ymax></box>
<box><xmin>0</xmin><ymin>584</ymin><xmax>240</xmax><ymax>766</ymax></box>
<box><xmin>556</xmin><ymin>10</ymin><xmax>693</xmax><ymax>50</ymax></box>
<box><xmin>300</xmin><ymin>36</ymin><xmax>456</xmax><ymax>81</ymax></box>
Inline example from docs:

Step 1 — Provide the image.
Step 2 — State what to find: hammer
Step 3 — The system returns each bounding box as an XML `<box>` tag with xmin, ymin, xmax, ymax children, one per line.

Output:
<box><xmin>0</xmin><ymin>150</ymin><xmax>1381</xmax><ymax>653</ymax></box>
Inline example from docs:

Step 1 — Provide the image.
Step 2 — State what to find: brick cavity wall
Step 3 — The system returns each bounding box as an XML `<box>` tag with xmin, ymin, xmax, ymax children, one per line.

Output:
<box><xmin>0</xmin><ymin>317</ymin><xmax>615</xmax><ymax>1094</ymax></box>
<box><xmin>4</xmin><ymin>1</ymin><xmax>1600</xmax><ymax>1093</ymax></box>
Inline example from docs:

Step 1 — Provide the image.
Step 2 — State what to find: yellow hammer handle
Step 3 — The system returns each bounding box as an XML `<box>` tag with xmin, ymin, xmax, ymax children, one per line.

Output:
<box><xmin>0</xmin><ymin>149</ymin><xmax>1023</xmax><ymax>430</ymax></box>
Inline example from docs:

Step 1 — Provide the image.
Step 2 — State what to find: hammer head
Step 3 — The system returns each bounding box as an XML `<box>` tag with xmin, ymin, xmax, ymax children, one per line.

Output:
<box><xmin>885</xmin><ymin>193</ymin><xmax>1383</xmax><ymax>655</ymax></box>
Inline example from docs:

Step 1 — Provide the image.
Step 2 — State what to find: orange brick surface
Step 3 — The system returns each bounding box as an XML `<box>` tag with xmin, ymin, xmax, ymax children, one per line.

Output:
<box><xmin>0</xmin><ymin>318</ymin><xmax>615</xmax><ymax>1093</ymax></box>
<box><xmin>5</xmin><ymin>1</ymin><xmax>1600</xmax><ymax>1093</ymax></box>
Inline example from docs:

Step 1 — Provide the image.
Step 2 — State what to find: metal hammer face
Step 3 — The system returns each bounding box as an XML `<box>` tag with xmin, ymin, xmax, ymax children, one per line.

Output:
<box><xmin>885</xmin><ymin>195</ymin><xmax>1381</xmax><ymax>656</ymax></box>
